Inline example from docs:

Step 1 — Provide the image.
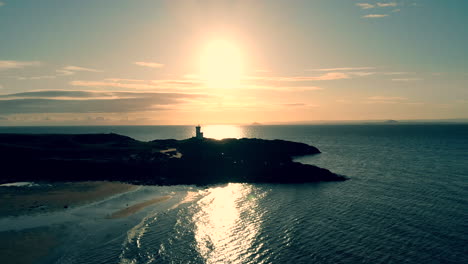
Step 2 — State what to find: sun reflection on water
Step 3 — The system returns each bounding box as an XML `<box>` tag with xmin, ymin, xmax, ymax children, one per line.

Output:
<box><xmin>193</xmin><ymin>183</ymin><xmax>264</xmax><ymax>264</ymax></box>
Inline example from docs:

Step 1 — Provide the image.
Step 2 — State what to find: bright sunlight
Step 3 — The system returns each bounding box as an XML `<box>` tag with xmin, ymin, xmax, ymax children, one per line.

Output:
<box><xmin>199</xmin><ymin>40</ymin><xmax>244</xmax><ymax>89</ymax></box>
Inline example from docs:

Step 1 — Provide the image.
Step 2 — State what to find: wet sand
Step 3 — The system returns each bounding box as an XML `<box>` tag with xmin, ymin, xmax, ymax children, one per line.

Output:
<box><xmin>0</xmin><ymin>227</ymin><xmax>58</xmax><ymax>264</ymax></box>
<box><xmin>108</xmin><ymin>195</ymin><xmax>171</xmax><ymax>219</ymax></box>
<box><xmin>0</xmin><ymin>181</ymin><xmax>137</xmax><ymax>217</ymax></box>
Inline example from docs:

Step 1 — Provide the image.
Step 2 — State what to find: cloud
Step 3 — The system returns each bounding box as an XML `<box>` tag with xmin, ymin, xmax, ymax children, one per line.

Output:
<box><xmin>71</xmin><ymin>77</ymin><xmax>322</xmax><ymax>92</ymax></box>
<box><xmin>105</xmin><ymin>78</ymin><xmax>146</xmax><ymax>82</ymax></box>
<box><xmin>56</xmin><ymin>65</ymin><xmax>101</xmax><ymax>76</ymax></box>
<box><xmin>134</xmin><ymin>61</ymin><xmax>164</xmax><ymax>68</ymax></box>
<box><xmin>70</xmin><ymin>80</ymin><xmax>159</xmax><ymax>90</ymax></box>
<box><xmin>0</xmin><ymin>2</ymin><xmax>4</xmax><ymax>7</ymax></box>
<box><xmin>366</xmin><ymin>96</ymin><xmax>409</xmax><ymax>104</ymax></box>
<box><xmin>356</xmin><ymin>3</ymin><xmax>375</xmax><ymax>9</ymax></box>
<box><xmin>368</xmin><ymin>96</ymin><xmax>407</xmax><ymax>101</ymax></box>
<box><xmin>151</xmin><ymin>79</ymin><xmax>203</xmax><ymax>86</ymax></box>
<box><xmin>16</xmin><ymin>65</ymin><xmax>102</xmax><ymax>80</ymax></box>
<box><xmin>356</xmin><ymin>2</ymin><xmax>399</xmax><ymax>18</ymax></box>
<box><xmin>250</xmin><ymin>72</ymin><xmax>350</xmax><ymax>82</ymax></box>
<box><xmin>309</xmin><ymin>67</ymin><xmax>375</xmax><ymax>72</ymax></box>
<box><xmin>241</xmin><ymin>85</ymin><xmax>323</xmax><ymax>92</ymax></box>
<box><xmin>0</xmin><ymin>90</ymin><xmax>205</xmax><ymax>114</ymax></box>
<box><xmin>280</xmin><ymin>103</ymin><xmax>319</xmax><ymax>108</ymax></box>
<box><xmin>356</xmin><ymin>2</ymin><xmax>397</xmax><ymax>9</ymax></box>
<box><xmin>391</xmin><ymin>78</ymin><xmax>422</xmax><ymax>81</ymax></box>
<box><xmin>16</xmin><ymin>75</ymin><xmax>56</xmax><ymax>80</ymax></box>
<box><xmin>70</xmin><ymin>79</ymin><xmax>203</xmax><ymax>91</ymax></box>
<box><xmin>287</xmin><ymin>72</ymin><xmax>350</xmax><ymax>81</ymax></box>
<box><xmin>377</xmin><ymin>2</ymin><xmax>397</xmax><ymax>8</ymax></box>
<box><xmin>0</xmin><ymin>60</ymin><xmax>40</xmax><ymax>70</ymax></box>
<box><xmin>383</xmin><ymin>72</ymin><xmax>414</xmax><ymax>75</ymax></box>
<box><xmin>363</xmin><ymin>14</ymin><xmax>389</xmax><ymax>18</ymax></box>
<box><xmin>63</xmin><ymin>66</ymin><xmax>101</xmax><ymax>72</ymax></box>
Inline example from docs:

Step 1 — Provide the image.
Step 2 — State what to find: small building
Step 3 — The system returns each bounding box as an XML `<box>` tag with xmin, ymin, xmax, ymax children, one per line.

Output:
<box><xmin>195</xmin><ymin>125</ymin><xmax>204</xmax><ymax>139</ymax></box>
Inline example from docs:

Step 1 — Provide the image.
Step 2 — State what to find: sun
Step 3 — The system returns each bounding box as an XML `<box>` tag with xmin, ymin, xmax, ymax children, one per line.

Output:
<box><xmin>199</xmin><ymin>40</ymin><xmax>243</xmax><ymax>89</ymax></box>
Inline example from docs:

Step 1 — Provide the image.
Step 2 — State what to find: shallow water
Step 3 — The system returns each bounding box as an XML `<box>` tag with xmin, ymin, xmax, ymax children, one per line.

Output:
<box><xmin>0</xmin><ymin>124</ymin><xmax>467</xmax><ymax>263</ymax></box>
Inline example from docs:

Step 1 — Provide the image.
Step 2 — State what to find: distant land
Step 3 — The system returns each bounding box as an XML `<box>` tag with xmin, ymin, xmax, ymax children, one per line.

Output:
<box><xmin>255</xmin><ymin>119</ymin><xmax>468</xmax><ymax>125</ymax></box>
<box><xmin>0</xmin><ymin>134</ymin><xmax>346</xmax><ymax>185</ymax></box>
<box><xmin>384</xmin><ymin>120</ymin><xmax>399</xmax><ymax>124</ymax></box>
<box><xmin>1</xmin><ymin>119</ymin><xmax>468</xmax><ymax>127</ymax></box>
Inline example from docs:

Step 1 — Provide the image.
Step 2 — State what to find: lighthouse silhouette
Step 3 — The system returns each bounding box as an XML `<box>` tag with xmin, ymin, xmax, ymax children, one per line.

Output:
<box><xmin>195</xmin><ymin>125</ymin><xmax>204</xmax><ymax>139</ymax></box>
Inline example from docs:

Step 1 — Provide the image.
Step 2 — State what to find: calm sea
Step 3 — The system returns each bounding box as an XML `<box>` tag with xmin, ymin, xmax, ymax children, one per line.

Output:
<box><xmin>0</xmin><ymin>125</ymin><xmax>467</xmax><ymax>263</ymax></box>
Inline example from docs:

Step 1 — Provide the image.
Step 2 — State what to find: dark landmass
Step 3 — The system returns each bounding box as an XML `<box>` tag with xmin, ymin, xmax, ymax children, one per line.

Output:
<box><xmin>384</xmin><ymin>120</ymin><xmax>399</xmax><ymax>124</ymax></box>
<box><xmin>0</xmin><ymin>133</ymin><xmax>347</xmax><ymax>185</ymax></box>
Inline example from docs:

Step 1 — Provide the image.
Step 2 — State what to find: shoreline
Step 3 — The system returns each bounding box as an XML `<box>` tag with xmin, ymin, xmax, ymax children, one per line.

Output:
<box><xmin>108</xmin><ymin>195</ymin><xmax>172</xmax><ymax>219</ymax></box>
<box><xmin>0</xmin><ymin>181</ymin><xmax>137</xmax><ymax>218</ymax></box>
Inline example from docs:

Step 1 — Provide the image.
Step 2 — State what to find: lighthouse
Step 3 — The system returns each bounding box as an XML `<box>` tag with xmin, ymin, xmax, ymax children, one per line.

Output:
<box><xmin>195</xmin><ymin>125</ymin><xmax>204</xmax><ymax>139</ymax></box>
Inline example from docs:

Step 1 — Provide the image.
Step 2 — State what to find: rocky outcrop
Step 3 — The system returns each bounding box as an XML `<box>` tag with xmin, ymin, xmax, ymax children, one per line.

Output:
<box><xmin>0</xmin><ymin>134</ymin><xmax>347</xmax><ymax>185</ymax></box>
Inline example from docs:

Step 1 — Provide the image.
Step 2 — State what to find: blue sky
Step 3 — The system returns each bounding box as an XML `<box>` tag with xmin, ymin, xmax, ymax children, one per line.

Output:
<box><xmin>0</xmin><ymin>0</ymin><xmax>467</xmax><ymax>125</ymax></box>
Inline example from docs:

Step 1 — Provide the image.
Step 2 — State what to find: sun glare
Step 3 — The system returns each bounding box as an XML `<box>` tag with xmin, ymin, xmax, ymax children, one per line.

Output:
<box><xmin>203</xmin><ymin>125</ymin><xmax>244</xmax><ymax>139</ymax></box>
<box><xmin>200</xmin><ymin>40</ymin><xmax>243</xmax><ymax>89</ymax></box>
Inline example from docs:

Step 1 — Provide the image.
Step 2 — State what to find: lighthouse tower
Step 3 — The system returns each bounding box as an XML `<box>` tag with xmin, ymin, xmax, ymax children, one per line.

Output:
<box><xmin>195</xmin><ymin>125</ymin><xmax>204</xmax><ymax>139</ymax></box>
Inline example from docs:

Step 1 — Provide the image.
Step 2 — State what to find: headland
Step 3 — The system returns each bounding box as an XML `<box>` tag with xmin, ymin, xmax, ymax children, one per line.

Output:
<box><xmin>0</xmin><ymin>133</ymin><xmax>347</xmax><ymax>185</ymax></box>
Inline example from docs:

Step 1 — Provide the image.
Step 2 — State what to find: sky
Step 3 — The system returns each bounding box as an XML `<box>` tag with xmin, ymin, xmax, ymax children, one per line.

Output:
<box><xmin>0</xmin><ymin>0</ymin><xmax>467</xmax><ymax>125</ymax></box>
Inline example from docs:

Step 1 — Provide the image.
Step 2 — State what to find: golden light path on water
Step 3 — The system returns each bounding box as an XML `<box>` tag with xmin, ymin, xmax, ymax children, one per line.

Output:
<box><xmin>193</xmin><ymin>183</ymin><xmax>265</xmax><ymax>264</ymax></box>
<box><xmin>202</xmin><ymin>125</ymin><xmax>245</xmax><ymax>140</ymax></box>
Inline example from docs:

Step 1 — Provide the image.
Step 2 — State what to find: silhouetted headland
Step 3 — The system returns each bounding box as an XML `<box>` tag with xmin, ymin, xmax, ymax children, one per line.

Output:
<box><xmin>0</xmin><ymin>133</ymin><xmax>347</xmax><ymax>185</ymax></box>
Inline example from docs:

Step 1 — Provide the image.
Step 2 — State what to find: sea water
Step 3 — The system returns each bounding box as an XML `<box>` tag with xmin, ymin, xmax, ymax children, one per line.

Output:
<box><xmin>0</xmin><ymin>124</ymin><xmax>466</xmax><ymax>263</ymax></box>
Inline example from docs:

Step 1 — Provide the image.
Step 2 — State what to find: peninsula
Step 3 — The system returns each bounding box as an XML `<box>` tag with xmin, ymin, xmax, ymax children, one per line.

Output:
<box><xmin>0</xmin><ymin>133</ymin><xmax>347</xmax><ymax>185</ymax></box>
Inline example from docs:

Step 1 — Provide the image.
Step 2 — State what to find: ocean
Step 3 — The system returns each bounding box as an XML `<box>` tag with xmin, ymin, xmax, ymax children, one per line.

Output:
<box><xmin>0</xmin><ymin>124</ymin><xmax>467</xmax><ymax>263</ymax></box>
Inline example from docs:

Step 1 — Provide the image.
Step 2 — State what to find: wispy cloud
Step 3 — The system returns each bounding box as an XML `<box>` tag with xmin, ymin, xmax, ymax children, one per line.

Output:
<box><xmin>134</xmin><ymin>61</ymin><xmax>164</xmax><ymax>68</ymax></box>
<box><xmin>357</xmin><ymin>2</ymin><xmax>400</xmax><ymax>18</ymax></box>
<box><xmin>70</xmin><ymin>80</ymin><xmax>159</xmax><ymax>90</ymax></box>
<box><xmin>391</xmin><ymin>78</ymin><xmax>422</xmax><ymax>81</ymax></box>
<box><xmin>0</xmin><ymin>60</ymin><xmax>40</xmax><ymax>70</ymax></box>
<box><xmin>377</xmin><ymin>2</ymin><xmax>397</xmax><ymax>7</ymax></box>
<box><xmin>71</xmin><ymin>78</ymin><xmax>204</xmax><ymax>91</ymax></box>
<box><xmin>308</xmin><ymin>67</ymin><xmax>375</xmax><ymax>72</ymax></box>
<box><xmin>241</xmin><ymin>85</ymin><xmax>323</xmax><ymax>92</ymax></box>
<box><xmin>249</xmin><ymin>72</ymin><xmax>351</xmax><ymax>82</ymax></box>
<box><xmin>366</xmin><ymin>96</ymin><xmax>408</xmax><ymax>104</ymax></box>
<box><xmin>356</xmin><ymin>2</ymin><xmax>397</xmax><ymax>9</ymax></box>
<box><xmin>363</xmin><ymin>14</ymin><xmax>389</xmax><ymax>18</ymax></box>
<box><xmin>56</xmin><ymin>66</ymin><xmax>101</xmax><ymax>76</ymax></box>
<box><xmin>383</xmin><ymin>72</ymin><xmax>414</xmax><ymax>75</ymax></box>
<box><xmin>280</xmin><ymin>103</ymin><xmax>319</xmax><ymax>108</ymax></box>
<box><xmin>17</xmin><ymin>65</ymin><xmax>102</xmax><ymax>80</ymax></box>
<box><xmin>368</xmin><ymin>96</ymin><xmax>407</xmax><ymax>101</ymax></box>
<box><xmin>356</xmin><ymin>3</ymin><xmax>375</xmax><ymax>9</ymax></box>
<box><xmin>71</xmin><ymin>78</ymin><xmax>323</xmax><ymax>92</ymax></box>
<box><xmin>0</xmin><ymin>90</ymin><xmax>205</xmax><ymax>114</ymax></box>
<box><xmin>0</xmin><ymin>2</ymin><xmax>4</xmax><ymax>7</ymax></box>
<box><xmin>17</xmin><ymin>75</ymin><xmax>56</xmax><ymax>80</ymax></box>
<box><xmin>105</xmin><ymin>78</ymin><xmax>146</xmax><ymax>83</ymax></box>
<box><xmin>305</xmin><ymin>67</ymin><xmax>376</xmax><ymax>78</ymax></box>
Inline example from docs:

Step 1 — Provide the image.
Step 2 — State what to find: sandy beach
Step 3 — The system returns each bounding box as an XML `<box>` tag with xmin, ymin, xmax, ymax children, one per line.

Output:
<box><xmin>0</xmin><ymin>181</ymin><xmax>137</xmax><ymax>218</ymax></box>
<box><xmin>0</xmin><ymin>181</ymin><xmax>139</xmax><ymax>264</ymax></box>
<box><xmin>108</xmin><ymin>195</ymin><xmax>172</xmax><ymax>219</ymax></box>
